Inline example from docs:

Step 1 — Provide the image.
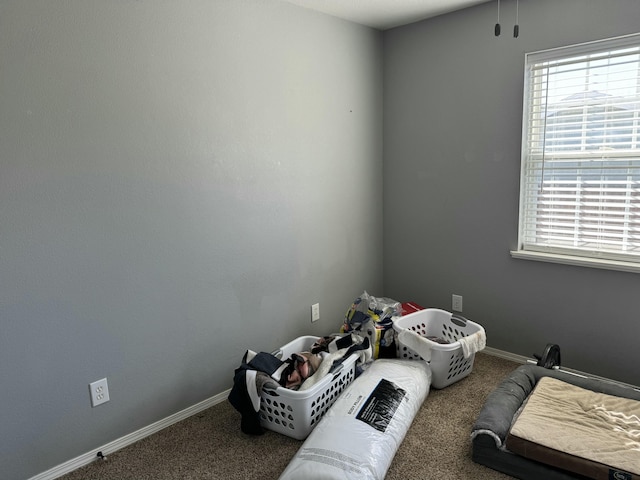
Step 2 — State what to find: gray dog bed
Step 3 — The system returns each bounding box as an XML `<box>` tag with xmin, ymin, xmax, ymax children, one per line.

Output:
<box><xmin>471</xmin><ymin>364</ymin><xmax>640</xmax><ymax>480</ymax></box>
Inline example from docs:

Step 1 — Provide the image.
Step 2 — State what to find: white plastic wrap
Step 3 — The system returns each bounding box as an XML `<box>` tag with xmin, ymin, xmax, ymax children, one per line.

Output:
<box><xmin>278</xmin><ymin>359</ymin><xmax>432</xmax><ymax>480</ymax></box>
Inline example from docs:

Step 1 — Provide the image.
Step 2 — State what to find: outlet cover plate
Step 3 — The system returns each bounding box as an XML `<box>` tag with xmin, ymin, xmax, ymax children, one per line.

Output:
<box><xmin>89</xmin><ymin>378</ymin><xmax>110</xmax><ymax>407</ymax></box>
<box><xmin>311</xmin><ymin>303</ymin><xmax>320</xmax><ymax>322</ymax></box>
<box><xmin>452</xmin><ymin>294</ymin><xmax>463</xmax><ymax>312</ymax></box>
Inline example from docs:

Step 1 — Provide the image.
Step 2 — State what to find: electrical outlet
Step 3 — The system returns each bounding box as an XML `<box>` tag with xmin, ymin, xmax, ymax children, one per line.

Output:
<box><xmin>89</xmin><ymin>378</ymin><xmax>110</xmax><ymax>407</ymax></box>
<box><xmin>452</xmin><ymin>294</ymin><xmax>463</xmax><ymax>312</ymax></box>
<box><xmin>311</xmin><ymin>303</ymin><xmax>320</xmax><ymax>322</ymax></box>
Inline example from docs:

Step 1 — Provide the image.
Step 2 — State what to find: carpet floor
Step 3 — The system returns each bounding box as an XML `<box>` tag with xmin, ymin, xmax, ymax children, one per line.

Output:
<box><xmin>60</xmin><ymin>352</ymin><xmax>518</xmax><ymax>479</ymax></box>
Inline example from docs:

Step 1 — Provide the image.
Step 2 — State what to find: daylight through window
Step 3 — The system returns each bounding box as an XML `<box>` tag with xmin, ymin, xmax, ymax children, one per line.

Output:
<box><xmin>517</xmin><ymin>33</ymin><xmax>640</xmax><ymax>269</ymax></box>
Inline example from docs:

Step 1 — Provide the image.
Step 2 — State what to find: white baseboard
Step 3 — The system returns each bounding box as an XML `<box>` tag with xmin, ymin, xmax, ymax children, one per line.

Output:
<box><xmin>482</xmin><ymin>347</ymin><xmax>640</xmax><ymax>391</ymax></box>
<box><xmin>29</xmin><ymin>389</ymin><xmax>231</xmax><ymax>480</ymax></box>
<box><xmin>482</xmin><ymin>346</ymin><xmax>530</xmax><ymax>364</ymax></box>
<box><xmin>26</xmin><ymin>348</ymin><xmax>525</xmax><ymax>480</ymax></box>
<box><xmin>30</xmin><ymin>347</ymin><xmax>640</xmax><ymax>480</ymax></box>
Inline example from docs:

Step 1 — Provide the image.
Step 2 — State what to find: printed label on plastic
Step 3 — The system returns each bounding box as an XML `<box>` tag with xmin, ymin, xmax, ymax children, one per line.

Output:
<box><xmin>356</xmin><ymin>378</ymin><xmax>406</xmax><ymax>432</ymax></box>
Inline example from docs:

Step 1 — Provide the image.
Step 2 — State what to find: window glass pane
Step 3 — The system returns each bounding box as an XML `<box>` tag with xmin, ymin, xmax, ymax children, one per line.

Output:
<box><xmin>519</xmin><ymin>34</ymin><xmax>640</xmax><ymax>264</ymax></box>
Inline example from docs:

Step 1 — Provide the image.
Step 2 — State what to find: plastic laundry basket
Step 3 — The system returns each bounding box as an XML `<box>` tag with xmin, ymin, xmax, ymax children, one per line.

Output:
<box><xmin>259</xmin><ymin>335</ymin><xmax>358</xmax><ymax>440</ymax></box>
<box><xmin>393</xmin><ymin>308</ymin><xmax>485</xmax><ymax>389</ymax></box>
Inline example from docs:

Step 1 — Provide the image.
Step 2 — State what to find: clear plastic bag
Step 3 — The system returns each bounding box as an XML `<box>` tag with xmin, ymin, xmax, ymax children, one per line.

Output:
<box><xmin>341</xmin><ymin>291</ymin><xmax>401</xmax><ymax>359</ymax></box>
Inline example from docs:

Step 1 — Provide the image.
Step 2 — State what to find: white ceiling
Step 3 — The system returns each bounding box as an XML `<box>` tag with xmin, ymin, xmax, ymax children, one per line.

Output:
<box><xmin>284</xmin><ymin>0</ymin><xmax>491</xmax><ymax>30</ymax></box>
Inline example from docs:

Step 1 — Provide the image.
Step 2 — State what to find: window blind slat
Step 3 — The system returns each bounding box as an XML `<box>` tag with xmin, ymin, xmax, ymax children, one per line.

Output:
<box><xmin>519</xmin><ymin>33</ymin><xmax>640</xmax><ymax>264</ymax></box>
<box><xmin>529</xmin><ymin>48</ymin><xmax>640</xmax><ymax>71</ymax></box>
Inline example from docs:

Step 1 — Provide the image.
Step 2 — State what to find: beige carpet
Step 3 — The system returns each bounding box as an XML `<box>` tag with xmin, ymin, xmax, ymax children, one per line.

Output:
<box><xmin>60</xmin><ymin>353</ymin><xmax>517</xmax><ymax>479</ymax></box>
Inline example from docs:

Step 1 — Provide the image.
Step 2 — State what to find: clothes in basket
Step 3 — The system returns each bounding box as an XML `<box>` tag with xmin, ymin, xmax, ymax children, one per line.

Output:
<box><xmin>228</xmin><ymin>334</ymin><xmax>371</xmax><ymax>437</ymax></box>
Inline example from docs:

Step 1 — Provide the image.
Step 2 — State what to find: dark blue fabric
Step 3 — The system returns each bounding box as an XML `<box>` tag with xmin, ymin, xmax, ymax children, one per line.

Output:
<box><xmin>228</xmin><ymin>351</ymin><xmax>286</xmax><ymax>435</ymax></box>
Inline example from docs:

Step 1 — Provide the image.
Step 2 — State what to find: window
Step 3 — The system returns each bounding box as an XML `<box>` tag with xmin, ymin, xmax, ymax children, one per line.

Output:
<box><xmin>514</xmin><ymin>33</ymin><xmax>640</xmax><ymax>272</ymax></box>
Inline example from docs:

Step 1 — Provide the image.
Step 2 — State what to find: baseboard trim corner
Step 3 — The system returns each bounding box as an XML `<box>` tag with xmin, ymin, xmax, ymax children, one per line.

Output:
<box><xmin>29</xmin><ymin>389</ymin><xmax>231</xmax><ymax>480</ymax></box>
<box><xmin>481</xmin><ymin>347</ymin><xmax>640</xmax><ymax>391</ymax></box>
<box><xmin>482</xmin><ymin>346</ymin><xmax>530</xmax><ymax>364</ymax></box>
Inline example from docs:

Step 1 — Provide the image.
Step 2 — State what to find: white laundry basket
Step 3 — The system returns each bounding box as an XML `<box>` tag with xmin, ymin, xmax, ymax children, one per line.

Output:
<box><xmin>393</xmin><ymin>308</ymin><xmax>485</xmax><ymax>389</ymax></box>
<box><xmin>259</xmin><ymin>336</ymin><xmax>358</xmax><ymax>440</ymax></box>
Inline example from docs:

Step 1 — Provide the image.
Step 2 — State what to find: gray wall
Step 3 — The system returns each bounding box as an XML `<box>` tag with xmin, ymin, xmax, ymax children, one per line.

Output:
<box><xmin>383</xmin><ymin>0</ymin><xmax>640</xmax><ymax>386</ymax></box>
<box><xmin>0</xmin><ymin>1</ymin><xmax>382</xmax><ymax>478</ymax></box>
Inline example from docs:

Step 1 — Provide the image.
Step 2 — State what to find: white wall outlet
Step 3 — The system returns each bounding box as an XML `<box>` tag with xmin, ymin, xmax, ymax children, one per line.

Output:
<box><xmin>311</xmin><ymin>303</ymin><xmax>320</xmax><ymax>322</ymax></box>
<box><xmin>452</xmin><ymin>294</ymin><xmax>463</xmax><ymax>312</ymax></box>
<box><xmin>89</xmin><ymin>378</ymin><xmax>110</xmax><ymax>407</ymax></box>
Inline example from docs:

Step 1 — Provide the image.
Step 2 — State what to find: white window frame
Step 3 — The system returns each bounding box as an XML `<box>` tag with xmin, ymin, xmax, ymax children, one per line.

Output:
<box><xmin>512</xmin><ymin>33</ymin><xmax>640</xmax><ymax>274</ymax></box>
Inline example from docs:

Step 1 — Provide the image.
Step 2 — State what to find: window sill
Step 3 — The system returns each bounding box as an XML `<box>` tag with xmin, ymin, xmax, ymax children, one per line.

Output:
<box><xmin>510</xmin><ymin>250</ymin><xmax>640</xmax><ymax>274</ymax></box>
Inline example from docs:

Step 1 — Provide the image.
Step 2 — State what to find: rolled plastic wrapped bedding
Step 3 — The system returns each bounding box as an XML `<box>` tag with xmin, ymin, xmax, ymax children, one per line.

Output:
<box><xmin>279</xmin><ymin>359</ymin><xmax>432</xmax><ymax>480</ymax></box>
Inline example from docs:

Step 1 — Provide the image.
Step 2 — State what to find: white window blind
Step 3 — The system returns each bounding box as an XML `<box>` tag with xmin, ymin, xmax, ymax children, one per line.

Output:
<box><xmin>518</xmin><ymin>33</ymin><xmax>640</xmax><ymax>266</ymax></box>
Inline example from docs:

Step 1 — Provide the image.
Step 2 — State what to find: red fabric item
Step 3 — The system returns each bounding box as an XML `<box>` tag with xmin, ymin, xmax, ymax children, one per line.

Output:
<box><xmin>401</xmin><ymin>302</ymin><xmax>424</xmax><ymax>315</ymax></box>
